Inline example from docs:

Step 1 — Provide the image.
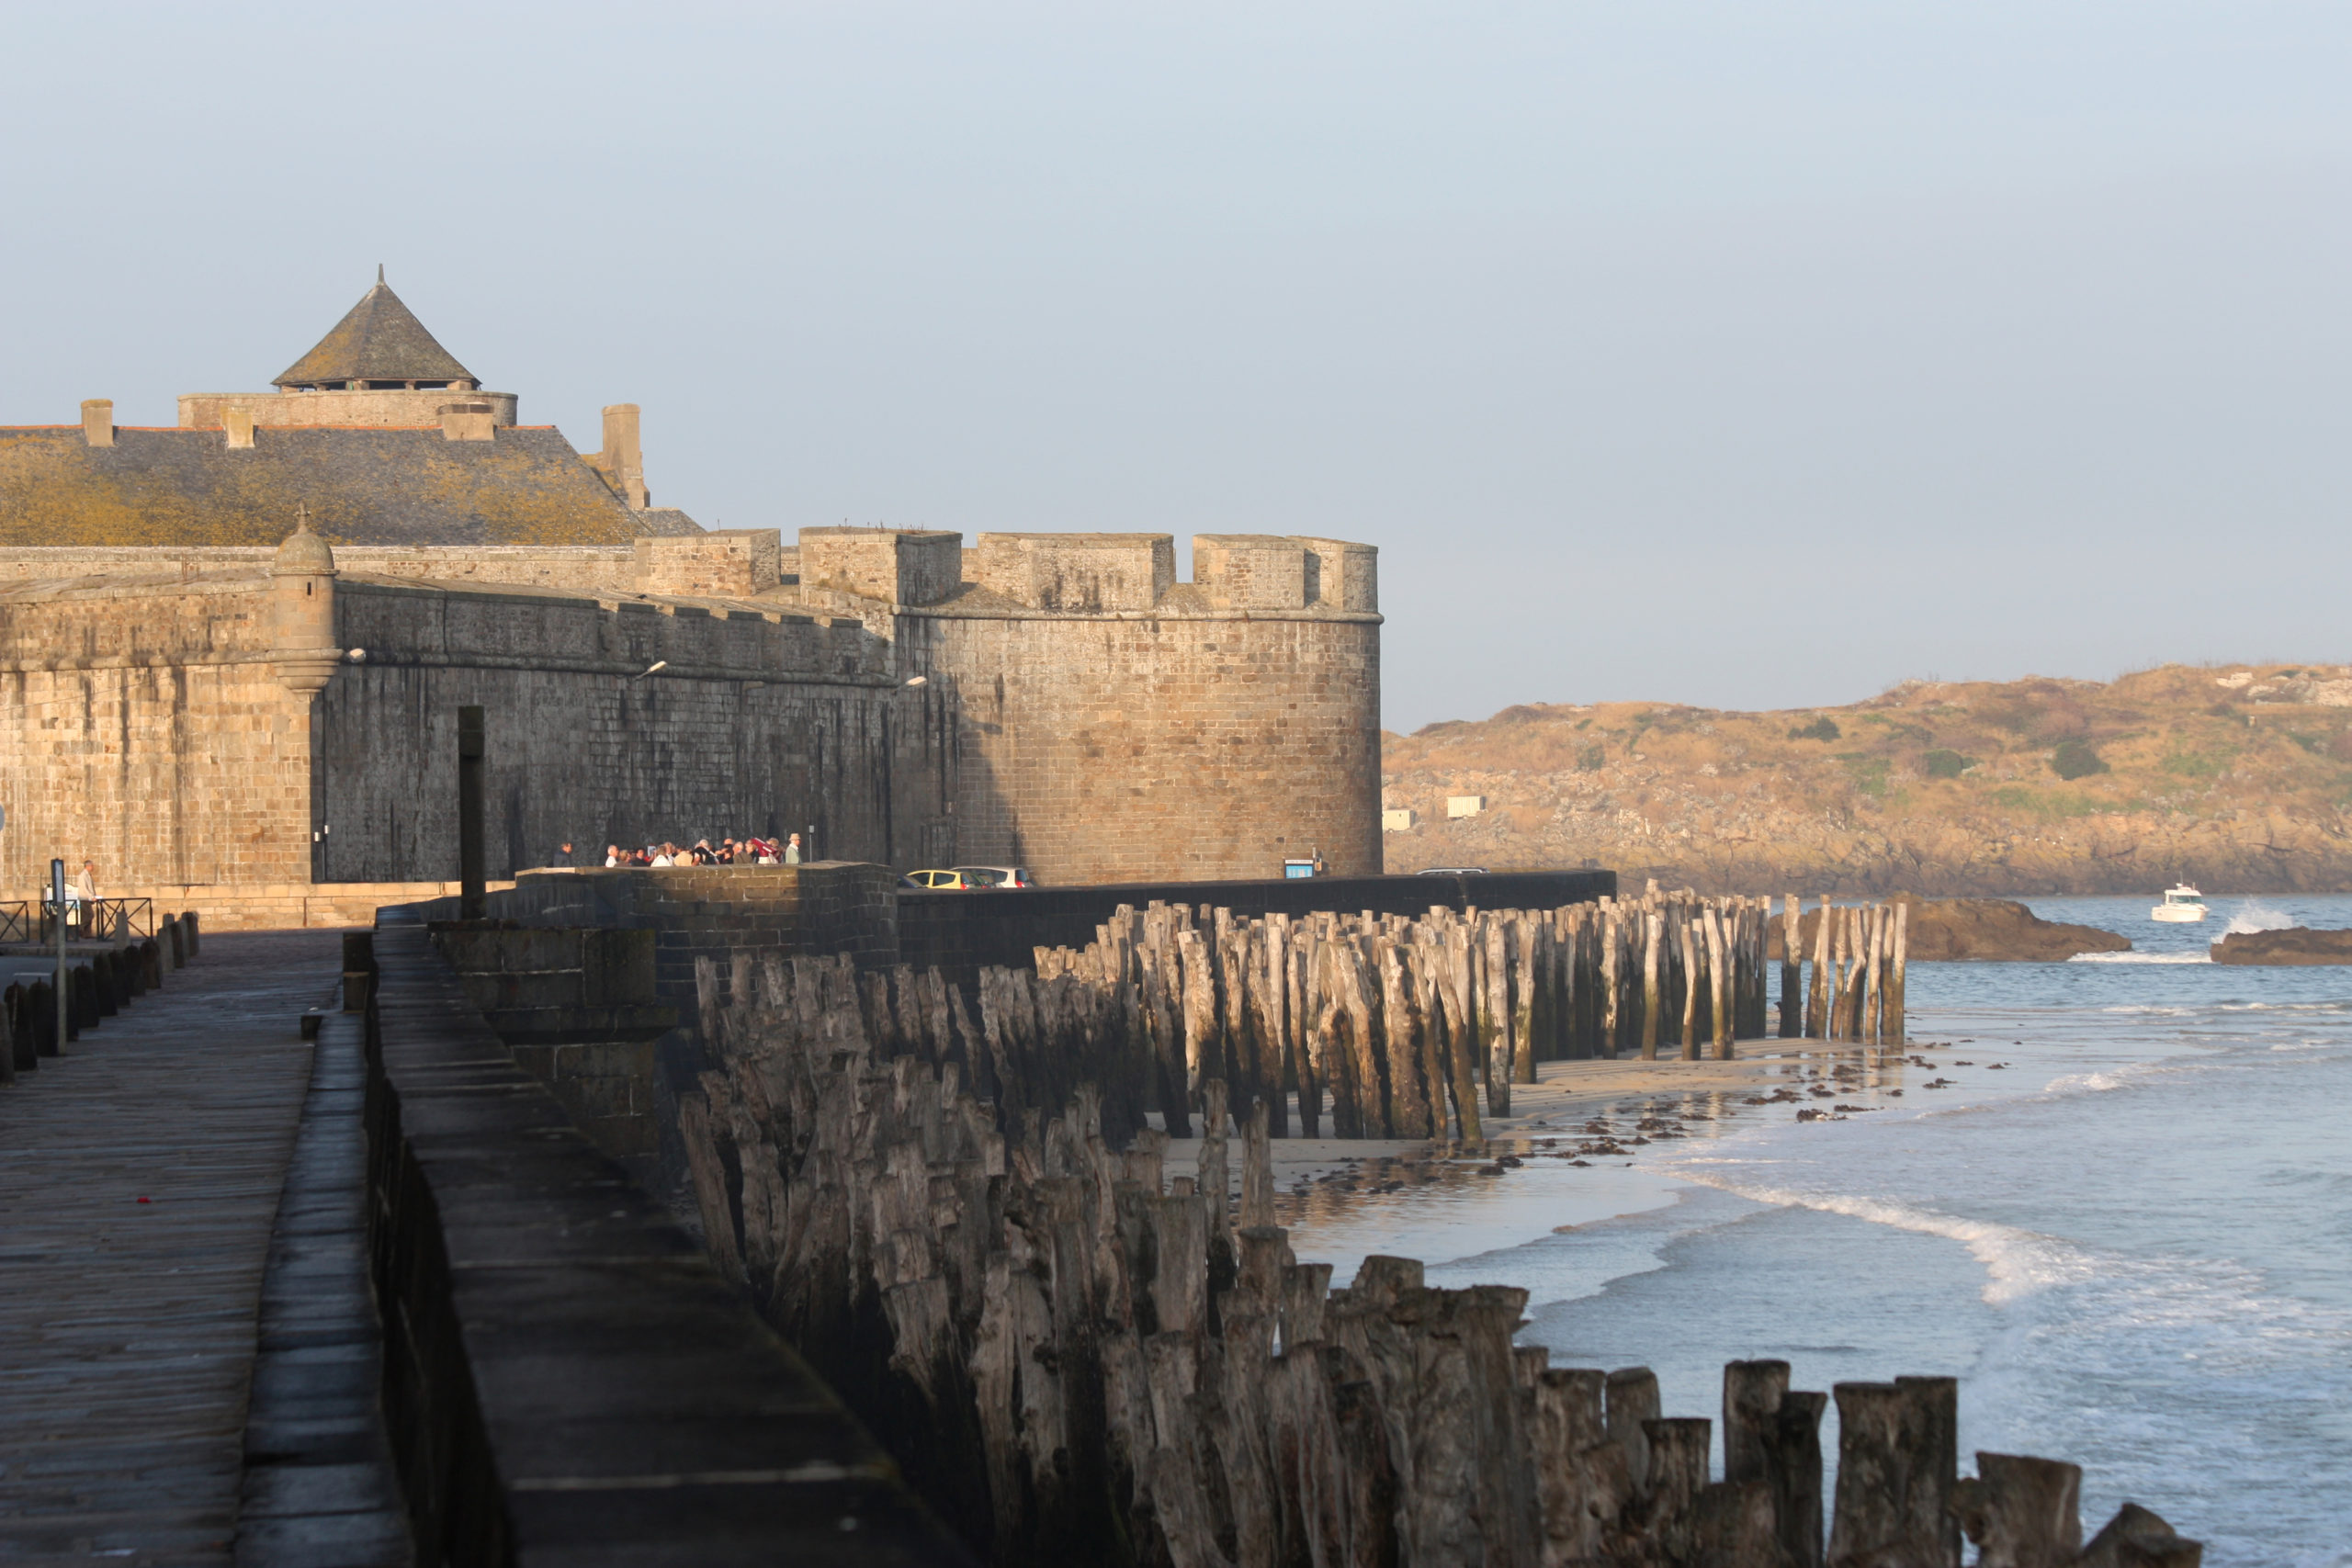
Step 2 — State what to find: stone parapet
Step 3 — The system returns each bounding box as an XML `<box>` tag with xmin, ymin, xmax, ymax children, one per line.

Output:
<box><xmin>177</xmin><ymin>389</ymin><xmax>519</xmax><ymax>430</ymax></box>
<box><xmin>392</xmin><ymin>863</ymin><xmax>900</xmax><ymax>1020</ymax></box>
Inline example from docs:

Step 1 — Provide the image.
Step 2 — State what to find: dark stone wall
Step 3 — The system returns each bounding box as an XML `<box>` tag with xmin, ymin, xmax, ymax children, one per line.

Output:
<box><xmin>398</xmin><ymin>863</ymin><xmax>899</xmax><ymax>1013</ymax></box>
<box><xmin>359</xmin><ymin>922</ymin><xmax>972</xmax><ymax>1564</ymax></box>
<box><xmin>319</xmin><ymin>585</ymin><xmax>959</xmax><ymax>883</ymax></box>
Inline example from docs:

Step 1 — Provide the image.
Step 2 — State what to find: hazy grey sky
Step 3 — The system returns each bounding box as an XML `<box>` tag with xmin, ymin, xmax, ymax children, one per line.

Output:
<box><xmin>6</xmin><ymin>3</ymin><xmax>2346</xmax><ymax>731</ymax></box>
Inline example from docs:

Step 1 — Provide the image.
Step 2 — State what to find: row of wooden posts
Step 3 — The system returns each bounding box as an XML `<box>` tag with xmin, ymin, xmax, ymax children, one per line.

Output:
<box><xmin>809</xmin><ymin>891</ymin><xmax>1913</xmax><ymax>1149</ymax></box>
<box><xmin>0</xmin><ymin>911</ymin><xmax>198</xmax><ymax>1085</ymax></box>
<box><xmin>681</xmin><ymin>947</ymin><xmax>2199</xmax><ymax>1567</ymax></box>
<box><xmin>842</xmin><ymin>890</ymin><xmax>1913</xmax><ymax>1145</ymax></box>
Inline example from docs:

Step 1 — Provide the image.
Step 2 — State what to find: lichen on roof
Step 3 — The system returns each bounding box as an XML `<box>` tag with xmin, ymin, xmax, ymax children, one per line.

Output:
<box><xmin>0</xmin><ymin>426</ymin><xmax>648</xmax><ymax>547</ymax></box>
<box><xmin>275</xmin><ymin>274</ymin><xmax>475</xmax><ymax>389</ymax></box>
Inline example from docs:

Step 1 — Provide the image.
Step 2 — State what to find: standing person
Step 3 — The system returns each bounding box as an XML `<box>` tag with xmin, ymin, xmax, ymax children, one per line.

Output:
<box><xmin>605</xmin><ymin>844</ymin><xmax>624</xmax><ymax>868</ymax></box>
<box><xmin>553</xmin><ymin>842</ymin><xmax>575</xmax><ymax>867</ymax></box>
<box><xmin>784</xmin><ymin>833</ymin><xmax>802</xmax><ymax>865</ymax></box>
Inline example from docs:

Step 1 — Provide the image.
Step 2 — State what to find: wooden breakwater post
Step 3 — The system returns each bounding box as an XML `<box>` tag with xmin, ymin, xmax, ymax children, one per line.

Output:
<box><xmin>678</xmin><ymin>955</ymin><xmax>2204</xmax><ymax>1566</ymax></box>
<box><xmin>1776</xmin><ymin>896</ymin><xmax>1911</xmax><ymax>1045</ymax></box>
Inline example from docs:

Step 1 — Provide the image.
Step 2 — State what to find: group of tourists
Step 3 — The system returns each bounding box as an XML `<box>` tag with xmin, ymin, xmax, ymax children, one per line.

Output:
<box><xmin>546</xmin><ymin>835</ymin><xmax>804</xmax><ymax>869</ymax></box>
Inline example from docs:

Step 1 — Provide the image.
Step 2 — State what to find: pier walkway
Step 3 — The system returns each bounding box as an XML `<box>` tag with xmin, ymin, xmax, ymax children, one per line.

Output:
<box><xmin>0</xmin><ymin>931</ymin><xmax>350</xmax><ymax>1565</ymax></box>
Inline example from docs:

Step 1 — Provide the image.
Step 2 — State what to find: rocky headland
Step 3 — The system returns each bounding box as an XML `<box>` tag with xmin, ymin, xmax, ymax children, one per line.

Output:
<box><xmin>2210</xmin><ymin>927</ymin><xmax>2352</xmax><ymax>965</ymax></box>
<box><xmin>1384</xmin><ymin>663</ymin><xmax>2352</xmax><ymax>895</ymax></box>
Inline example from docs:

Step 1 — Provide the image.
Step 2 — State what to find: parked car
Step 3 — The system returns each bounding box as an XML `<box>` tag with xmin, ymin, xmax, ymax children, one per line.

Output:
<box><xmin>899</xmin><ymin>866</ymin><xmax>1035</xmax><ymax>890</ymax></box>
<box><xmin>1417</xmin><ymin>866</ymin><xmax>1488</xmax><ymax>875</ymax></box>
<box><xmin>952</xmin><ymin>865</ymin><xmax>1033</xmax><ymax>888</ymax></box>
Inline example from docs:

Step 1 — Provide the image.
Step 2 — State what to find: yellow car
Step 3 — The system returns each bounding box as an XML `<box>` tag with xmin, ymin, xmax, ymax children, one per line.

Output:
<box><xmin>901</xmin><ymin>869</ymin><xmax>983</xmax><ymax>890</ymax></box>
<box><xmin>899</xmin><ymin>867</ymin><xmax>1034</xmax><ymax>890</ymax></box>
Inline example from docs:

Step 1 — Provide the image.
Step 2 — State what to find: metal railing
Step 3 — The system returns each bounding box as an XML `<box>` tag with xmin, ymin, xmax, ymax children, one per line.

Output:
<box><xmin>5</xmin><ymin>897</ymin><xmax>157</xmax><ymax>943</ymax></box>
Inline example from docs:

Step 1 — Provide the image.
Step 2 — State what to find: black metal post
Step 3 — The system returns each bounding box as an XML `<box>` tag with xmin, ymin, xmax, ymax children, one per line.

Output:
<box><xmin>458</xmin><ymin>705</ymin><xmax>485</xmax><ymax>919</ymax></box>
<box><xmin>51</xmin><ymin>858</ymin><xmax>66</xmax><ymax>1058</ymax></box>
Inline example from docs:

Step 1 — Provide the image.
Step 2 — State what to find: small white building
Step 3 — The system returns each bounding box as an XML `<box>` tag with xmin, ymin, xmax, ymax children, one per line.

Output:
<box><xmin>1446</xmin><ymin>795</ymin><xmax>1486</xmax><ymax>819</ymax></box>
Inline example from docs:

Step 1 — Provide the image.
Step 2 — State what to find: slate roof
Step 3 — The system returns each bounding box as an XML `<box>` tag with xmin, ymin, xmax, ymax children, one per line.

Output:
<box><xmin>0</xmin><ymin>425</ymin><xmax>661</xmax><ymax>547</ymax></box>
<box><xmin>275</xmin><ymin>276</ymin><xmax>475</xmax><ymax>389</ymax></box>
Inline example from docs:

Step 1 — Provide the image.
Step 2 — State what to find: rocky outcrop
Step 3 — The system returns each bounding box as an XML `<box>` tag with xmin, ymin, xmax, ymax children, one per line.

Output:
<box><xmin>1764</xmin><ymin>897</ymin><xmax>2129</xmax><ymax>962</ymax></box>
<box><xmin>2210</xmin><ymin>927</ymin><xmax>2352</xmax><ymax>964</ymax></box>
<box><xmin>1384</xmin><ymin>664</ymin><xmax>2352</xmax><ymax>895</ymax></box>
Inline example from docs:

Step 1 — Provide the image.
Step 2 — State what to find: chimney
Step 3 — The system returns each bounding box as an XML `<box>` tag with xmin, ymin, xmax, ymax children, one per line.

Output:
<box><xmin>599</xmin><ymin>403</ymin><xmax>648</xmax><ymax>509</ymax></box>
<box><xmin>82</xmin><ymin>399</ymin><xmax>114</xmax><ymax>448</ymax></box>
<box><xmin>439</xmin><ymin>401</ymin><xmax>496</xmax><ymax>442</ymax></box>
<box><xmin>224</xmin><ymin>407</ymin><xmax>256</xmax><ymax>450</ymax></box>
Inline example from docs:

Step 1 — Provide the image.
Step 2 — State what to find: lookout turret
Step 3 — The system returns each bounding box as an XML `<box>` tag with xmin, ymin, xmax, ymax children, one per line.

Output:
<box><xmin>271</xmin><ymin>508</ymin><xmax>342</xmax><ymax>696</ymax></box>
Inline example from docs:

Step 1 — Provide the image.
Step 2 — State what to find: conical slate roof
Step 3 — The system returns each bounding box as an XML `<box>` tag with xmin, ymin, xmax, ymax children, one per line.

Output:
<box><xmin>274</xmin><ymin>271</ymin><xmax>475</xmax><ymax>389</ymax></box>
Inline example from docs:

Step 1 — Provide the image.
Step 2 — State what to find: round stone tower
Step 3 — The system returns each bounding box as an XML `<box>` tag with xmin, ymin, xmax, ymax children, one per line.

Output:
<box><xmin>271</xmin><ymin>511</ymin><xmax>342</xmax><ymax>696</ymax></box>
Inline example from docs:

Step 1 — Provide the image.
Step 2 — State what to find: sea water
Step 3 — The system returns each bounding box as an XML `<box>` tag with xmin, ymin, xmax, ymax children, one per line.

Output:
<box><xmin>1283</xmin><ymin>895</ymin><xmax>2352</xmax><ymax>1566</ymax></box>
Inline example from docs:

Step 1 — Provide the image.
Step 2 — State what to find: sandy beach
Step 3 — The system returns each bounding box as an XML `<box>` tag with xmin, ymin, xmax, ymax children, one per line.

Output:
<box><xmin>1156</xmin><ymin>1038</ymin><xmax>1926</xmax><ymax>1276</ymax></box>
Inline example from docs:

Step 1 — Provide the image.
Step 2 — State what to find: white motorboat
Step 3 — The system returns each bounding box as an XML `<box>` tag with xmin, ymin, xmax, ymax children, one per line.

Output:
<box><xmin>2151</xmin><ymin>885</ymin><xmax>2207</xmax><ymax>923</ymax></box>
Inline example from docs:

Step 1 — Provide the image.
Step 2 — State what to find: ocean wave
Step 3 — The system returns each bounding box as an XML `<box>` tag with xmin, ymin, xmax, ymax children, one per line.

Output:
<box><xmin>1663</xmin><ymin>1175</ymin><xmax>2090</xmax><ymax>1305</ymax></box>
<box><xmin>2044</xmin><ymin>1071</ymin><xmax>2129</xmax><ymax>1093</ymax></box>
<box><xmin>2218</xmin><ymin>999</ymin><xmax>2352</xmax><ymax>1013</ymax></box>
<box><xmin>2070</xmin><ymin>951</ymin><xmax>2211</xmax><ymax>964</ymax></box>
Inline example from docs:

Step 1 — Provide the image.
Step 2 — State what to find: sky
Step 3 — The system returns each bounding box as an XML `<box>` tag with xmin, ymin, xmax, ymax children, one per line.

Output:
<box><xmin>4</xmin><ymin>3</ymin><xmax>2347</xmax><ymax>732</ymax></box>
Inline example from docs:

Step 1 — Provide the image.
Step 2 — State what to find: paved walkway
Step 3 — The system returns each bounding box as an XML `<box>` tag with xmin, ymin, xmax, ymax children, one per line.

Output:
<box><xmin>0</xmin><ymin>931</ymin><xmax>341</xmax><ymax>1565</ymax></box>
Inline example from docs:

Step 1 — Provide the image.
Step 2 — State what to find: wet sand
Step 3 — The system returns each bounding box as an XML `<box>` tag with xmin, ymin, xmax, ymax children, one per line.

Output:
<box><xmin>1157</xmin><ymin>1038</ymin><xmax>1931</xmax><ymax>1276</ymax></box>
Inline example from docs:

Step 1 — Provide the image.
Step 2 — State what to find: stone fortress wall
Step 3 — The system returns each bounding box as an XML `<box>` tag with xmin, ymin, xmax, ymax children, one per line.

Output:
<box><xmin>875</xmin><ymin>530</ymin><xmax>1384</xmax><ymax>884</ymax></box>
<box><xmin>0</xmin><ymin>525</ymin><xmax>1379</xmax><ymax>924</ymax></box>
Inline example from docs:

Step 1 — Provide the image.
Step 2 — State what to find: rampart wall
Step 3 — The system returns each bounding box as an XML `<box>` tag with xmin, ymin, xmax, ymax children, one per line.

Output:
<box><xmin>0</xmin><ymin>524</ymin><xmax>1383</xmax><ymax>912</ymax></box>
<box><xmin>322</xmin><ymin>581</ymin><xmax>955</xmax><ymax>881</ymax></box>
<box><xmin>902</xmin><ymin>608</ymin><xmax>1381</xmax><ymax>883</ymax></box>
<box><xmin>0</xmin><ymin>578</ymin><xmax>314</xmax><ymax>890</ymax></box>
<box><xmin>0</xmin><ymin>570</ymin><xmax>955</xmax><ymax>913</ymax></box>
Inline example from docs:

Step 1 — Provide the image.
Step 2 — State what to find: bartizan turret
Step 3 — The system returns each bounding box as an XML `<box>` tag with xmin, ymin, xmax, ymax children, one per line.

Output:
<box><xmin>271</xmin><ymin>511</ymin><xmax>342</xmax><ymax>696</ymax></box>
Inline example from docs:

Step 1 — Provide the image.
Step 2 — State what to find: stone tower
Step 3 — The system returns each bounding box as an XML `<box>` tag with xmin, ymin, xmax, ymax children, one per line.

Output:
<box><xmin>270</xmin><ymin>511</ymin><xmax>342</xmax><ymax>696</ymax></box>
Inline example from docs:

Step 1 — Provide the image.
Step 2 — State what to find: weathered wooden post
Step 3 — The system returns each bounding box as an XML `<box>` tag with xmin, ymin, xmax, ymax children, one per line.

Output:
<box><xmin>1706</xmin><ymin>904</ymin><xmax>1734</xmax><ymax>1059</ymax></box>
<box><xmin>1949</xmin><ymin>1451</ymin><xmax>2080</xmax><ymax>1568</ymax></box>
<box><xmin>1889</xmin><ymin>900</ymin><xmax>1909</xmax><ymax>1043</ymax></box>
<box><xmin>1724</xmin><ymin>1359</ymin><xmax>1791</xmax><ymax>1486</ymax></box>
<box><xmin>1640</xmin><ymin>911</ymin><xmax>1663</xmax><ymax>1061</ymax></box>
<box><xmin>1828</xmin><ymin>1377</ymin><xmax>1959</xmax><ymax>1567</ymax></box>
<box><xmin>458</xmin><ymin>705</ymin><xmax>486</xmax><ymax>920</ymax></box>
<box><xmin>1805</xmin><ymin>897</ymin><xmax>1831</xmax><ymax>1039</ymax></box>
<box><xmin>1778</xmin><ymin>893</ymin><xmax>1796</xmax><ymax>1043</ymax></box>
<box><xmin>1679</xmin><ymin>913</ymin><xmax>1702</xmax><ymax>1062</ymax></box>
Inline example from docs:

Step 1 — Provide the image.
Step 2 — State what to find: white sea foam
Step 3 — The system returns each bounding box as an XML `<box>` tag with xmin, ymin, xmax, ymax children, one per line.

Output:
<box><xmin>2045</xmin><ymin>1071</ymin><xmax>2128</xmax><ymax>1093</ymax></box>
<box><xmin>2223</xmin><ymin>899</ymin><xmax>2298</xmax><ymax>936</ymax></box>
<box><xmin>2070</xmin><ymin>951</ymin><xmax>2211</xmax><ymax>964</ymax></box>
<box><xmin>1665</xmin><ymin>1174</ymin><xmax>2092</xmax><ymax>1305</ymax></box>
